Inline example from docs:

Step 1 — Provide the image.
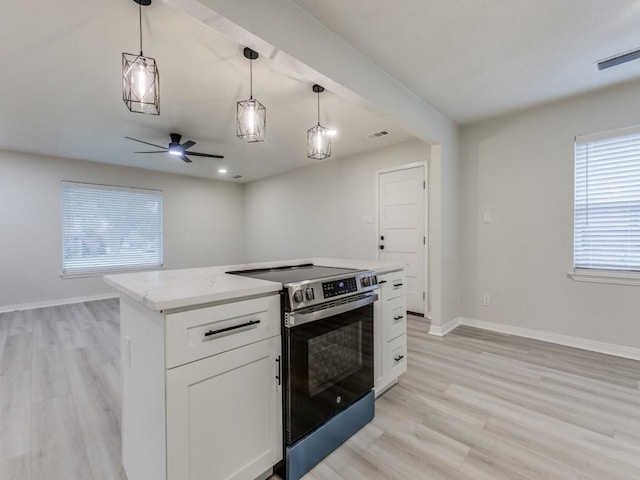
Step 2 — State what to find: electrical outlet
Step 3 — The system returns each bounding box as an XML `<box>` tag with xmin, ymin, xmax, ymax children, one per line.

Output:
<box><xmin>482</xmin><ymin>294</ymin><xmax>491</xmax><ymax>306</ymax></box>
<box><xmin>482</xmin><ymin>211</ymin><xmax>491</xmax><ymax>224</ymax></box>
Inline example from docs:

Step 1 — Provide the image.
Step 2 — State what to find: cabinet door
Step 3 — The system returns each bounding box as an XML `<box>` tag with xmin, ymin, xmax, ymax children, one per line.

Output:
<box><xmin>166</xmin><ymin>336</ymin><xmax>283</xmax><ymax>480</ymax></box>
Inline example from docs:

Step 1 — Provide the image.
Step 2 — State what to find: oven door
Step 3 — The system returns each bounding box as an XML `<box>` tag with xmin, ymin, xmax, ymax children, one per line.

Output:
<box><xmin>285</xmin><ymin>293</ymin><xmax>375</xmax><ymax>445</ymax></box>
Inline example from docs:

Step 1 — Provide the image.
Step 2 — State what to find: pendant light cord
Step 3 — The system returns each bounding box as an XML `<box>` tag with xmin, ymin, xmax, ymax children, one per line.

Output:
<box><xmin>250</xmin><ymin>58</ymin><xmax>253</xmax><ymax>99</ymax></box>
<box><xmin>139</xmin><ymin>2</ymin><xmax>143</xmax><ymax>55</ymax></box>
<box><xmin>317</xmin><ymin>89</ymin><xmax>320</xmax><ymax>125</ymax></box>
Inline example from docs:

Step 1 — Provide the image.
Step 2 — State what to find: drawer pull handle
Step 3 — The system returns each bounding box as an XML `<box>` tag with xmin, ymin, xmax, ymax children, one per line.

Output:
<box><xmin>276</xmin><ymin>355</ymin><xmax>281</xmax><ymax>386</ymax></box>
<box><xmin>394</xmin><ymin>355</ymin><xmax>405</xmax><ymax>362</ymax></box>
<box><xmin>204</xmin><ymin>319</ymin><xmax>261</xmax><ymax>338</ymax></box>
<box><xmin>378</xmin><ymin>280</ymin><xmax>387</xmax><ymax>284</ymax></box>
<box><xmin>393</xmin><ymin>315</ymin><xmax>404</xmax><ymax>321</ymax></box>
<box><xmin>393</xmin><ymin>282</ymin><xmax>403</xmax><ymax>287</ymax></box>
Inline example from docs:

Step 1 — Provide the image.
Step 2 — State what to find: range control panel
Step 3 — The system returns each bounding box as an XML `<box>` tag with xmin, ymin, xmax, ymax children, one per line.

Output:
<box><xmin>285</xmin><ymin>270</ymin><xmax>378</xmax><ymax>310</ymax></box>
<box><xmin>322</xmin><ymin>277</ymin><xmax>357</xmax><ymax>298</ymax></box>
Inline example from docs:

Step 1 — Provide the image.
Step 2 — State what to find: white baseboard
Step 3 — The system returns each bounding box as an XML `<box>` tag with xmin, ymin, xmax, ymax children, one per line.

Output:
<box><xmin>0</xmin><ymin>293</ymin><xmax>118</xmax><ymax>314</ymax></box>
<box><xmin>428</xmin><ymin>317</ymin><xmax>461</xmax><ymax>336</ymax></box>
<box><xmin>452</xmin><ymin>316</ymin><xmax>640</xmax><ymax>362</ymax></box>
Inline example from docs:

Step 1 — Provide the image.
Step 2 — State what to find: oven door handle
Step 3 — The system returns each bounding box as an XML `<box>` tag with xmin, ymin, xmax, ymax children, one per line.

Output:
<box><xmin>285</xmin><ymin>293</ymin><xmax>378</xmax><ymax>328</ymax></box>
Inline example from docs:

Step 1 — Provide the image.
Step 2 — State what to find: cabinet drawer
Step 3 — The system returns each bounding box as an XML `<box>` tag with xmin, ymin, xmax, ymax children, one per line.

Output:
<box><xmin>387</xmin><ymin>334</ymin><xmax>407</xmax><ymax>379</ymax></box>
<box><xmin>385</xmin><ymin>295</ymin><xmax>406</xmax><ymax>341</ymax></box>
<box><xmin>377</xmin><ymin>270</ymin><xmax>406</xmax><ymax>301</ymax></box>
<box><xmin>165</xmin><ymin>295</ymin><xmax>280</xmax><ymax>369</ymax></box>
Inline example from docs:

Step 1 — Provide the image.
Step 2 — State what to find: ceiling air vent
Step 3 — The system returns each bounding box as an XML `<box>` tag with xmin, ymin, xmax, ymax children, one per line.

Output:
<box><xmin>232</xmin><ymin>175</ymin><xmax>242</xmax><ymax>179</ymax></box>
<box><xmin>597</xmin><ymin>47</ymin><xmax>640</xmax><ymax>71</ymax></box>
<box><xmin>366</xmin><ymin>130</ymin><xmax>390</xmax><ymax>139</ymax></box>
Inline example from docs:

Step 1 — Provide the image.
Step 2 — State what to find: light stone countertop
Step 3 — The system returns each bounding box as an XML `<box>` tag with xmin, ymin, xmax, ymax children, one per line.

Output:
<box><xmin>104</xmin><ymin>257</ymin><xmax>405</xmax><ymax>312</ymax></box>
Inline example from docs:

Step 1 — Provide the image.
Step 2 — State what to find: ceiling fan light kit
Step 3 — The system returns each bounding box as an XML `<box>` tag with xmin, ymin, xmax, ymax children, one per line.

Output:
<box><xmin>126</xmin><ymin>133</ymin><xmax>223</xmax><ymax>163</ymax></box>
<box><xmin>237</xmin><ymin>47</ymin><xmax>266</xmax><ymax>143</ymax></box>
<box><xmin>307</xmin><ymin>84</ymin><xmax>331</xmax><ymax>160</ymax></box>
<box><xmin>122</xmin><ymin>0</ymin><xmax>160</xmax><ymax>115</ymax></box>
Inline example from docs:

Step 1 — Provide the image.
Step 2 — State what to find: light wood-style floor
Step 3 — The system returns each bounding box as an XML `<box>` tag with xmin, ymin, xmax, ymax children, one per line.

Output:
<box><xmin>2</xmin><ymin>300</ymin><xmax>640</xmax><ymax>479</ymax></box>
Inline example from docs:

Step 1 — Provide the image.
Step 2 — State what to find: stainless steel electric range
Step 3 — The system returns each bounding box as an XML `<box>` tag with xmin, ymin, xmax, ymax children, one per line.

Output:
<box><xmin>231</xmin><ymin>264</ymin><xmax>378</xmax><ymax>480</ymax></box>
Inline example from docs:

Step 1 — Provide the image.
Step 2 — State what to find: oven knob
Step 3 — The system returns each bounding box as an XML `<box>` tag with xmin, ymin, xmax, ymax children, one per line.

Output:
<box><xmin>361</xmin><ymin>276</ymin><xmax>372</xmax><ymax>287</ymax></box>
<box><xmin>293</xmin><ymin>290</ymin><xmax>304</xmax><ymax>303</ymax></box>
<box><xmin>305</xmin><ymin>288</ymin><xmax>315</xmax><ymax>300</ymax></box>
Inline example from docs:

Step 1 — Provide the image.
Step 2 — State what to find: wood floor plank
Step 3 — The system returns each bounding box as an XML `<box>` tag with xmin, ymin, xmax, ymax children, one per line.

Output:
<box><xmin>0</xmin><ymin>331</ymin><xmax>32</xmax><ymax>376</ymax></box>
<box><xmin>31</xmin><ymin>346</ymin><xmax>71</xmax><ymax>403</ymax></box>
<box><xmin>0</xmin><ymin>453</ymin><xmax>31</xmax><ymax>480</ymax></box>
<box><xmin>0</xmin><ymin>372</ymin><xmax>31</xmax><ymax>463</ymax></box>
<box><xmin>30</xmin><ymin>436</ymin><xmax>94</xmax><ymax>480</ymax></box>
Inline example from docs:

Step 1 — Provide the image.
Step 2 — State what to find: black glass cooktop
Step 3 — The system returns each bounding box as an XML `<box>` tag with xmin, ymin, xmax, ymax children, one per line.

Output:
<box><xmin>230</xmin><ymin>264</ymin><xmax>359</xmax><ymax>285</ymax></box>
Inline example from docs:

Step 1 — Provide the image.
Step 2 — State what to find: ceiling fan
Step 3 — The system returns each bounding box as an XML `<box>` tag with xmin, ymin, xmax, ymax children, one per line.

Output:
<box><xmin>125</xmin><ymin>133</ymin><xmax>224</xmax><ymax>163</ymax></box>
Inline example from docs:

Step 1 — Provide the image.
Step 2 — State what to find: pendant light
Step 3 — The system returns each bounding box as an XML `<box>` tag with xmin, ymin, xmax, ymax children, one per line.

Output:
<box><xmin>122</xmin><ymin>0</ymin><xmax>160</xmax><ymax>115</ymax></box>
<box><xmin>237</xmin><ymin>47</ymin><xmax>266</xmax><ymax>143</ymax></box>
<box><xmin>307</xmin><ymin>85</ymin><xmax>331</xmax><ymax>160</ymax></box>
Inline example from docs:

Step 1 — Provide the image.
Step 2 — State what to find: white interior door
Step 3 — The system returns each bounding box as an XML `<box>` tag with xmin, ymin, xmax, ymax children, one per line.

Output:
<box><xmin>377</xmin><ymin>165</ymin><xmax>426</xmax><ymax>314</ymax></box>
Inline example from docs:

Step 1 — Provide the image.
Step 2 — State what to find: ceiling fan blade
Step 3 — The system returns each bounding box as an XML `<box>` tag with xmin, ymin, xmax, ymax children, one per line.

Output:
<box><xmin>186</xmin><ymin>151</ymin><xmax>224</xmax><ymax>159</ymax></box>
<box><xmin>125</xmin><ymin>137</ymin><xmax>167</xmax><ymax>150</ymax></box>
<box><xmin>134</xmin><ymin>150</ymin><xmax>167</xmax><ymax>154</ymax></box>
<box><xmin>181</xmin><ymin>155</ymin><xmax>193</xmax><ymax>163</ymax></box>
<box><xmin>181</xmin><ymin>140</ymin><xmax>196</xmax><ymax>150</ymax></box>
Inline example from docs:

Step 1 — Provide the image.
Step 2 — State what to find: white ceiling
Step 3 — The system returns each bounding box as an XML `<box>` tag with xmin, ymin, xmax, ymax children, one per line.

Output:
<box><xmin>292</xmin><ymin>0</ymin><xmax>640</xmax><ymax>124</ymax></box>
<box><xmin>4</xmin><ymin>1</ymin><xmax>640</xmax><ymax>182</ymax></box>
<box><xmin>0</xmin><ymin>0</ymin><xmax>413</xmax><ymax>182</ymax></box>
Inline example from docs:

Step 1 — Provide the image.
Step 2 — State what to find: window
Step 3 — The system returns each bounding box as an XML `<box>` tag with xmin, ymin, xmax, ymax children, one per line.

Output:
<box><xmin>574</xmin><ymin>126</ymin><xmax>640</xmax><ymax>274</ymax></box>
<box><xmin>61</xmin><ymin>181</ymin><xmax>163</xmax><ymax>275</ymax></box>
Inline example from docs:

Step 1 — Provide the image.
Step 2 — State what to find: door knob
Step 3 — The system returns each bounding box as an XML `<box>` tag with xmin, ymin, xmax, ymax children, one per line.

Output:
<box><xmin>380</xmin><ymin>235</ymin><xmax>384</xmax><ymax>241</ymax></box>
<box><xmin>379</xmin><ymin>245</ymin><xmax>384</xmax><ymax>250</ymax></box>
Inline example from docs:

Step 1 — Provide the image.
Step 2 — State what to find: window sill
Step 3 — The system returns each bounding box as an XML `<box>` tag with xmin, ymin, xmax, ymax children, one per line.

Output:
<box><xmin>60</xmin><ymin>265</ymin><xmax>165</xmax><ymax>279</ymax></box>
<box><xmin>568</xmin><ymin>269</ymin><xmax>640</xmax><ymax>286</ymax></box>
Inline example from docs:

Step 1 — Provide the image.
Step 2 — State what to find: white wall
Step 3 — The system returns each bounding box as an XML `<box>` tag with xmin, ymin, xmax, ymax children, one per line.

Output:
<box><xmin>244</xmin><ymin>139</ymin><xmax>429</xmax><ymax>261</ymax></box>
<box><xmin>461</xmin><ymin>80</ymin><xmax>640</xmax><ymax>349</ymax></box>
<box><xmin>0</xmin><ymin>150</ymin><xmax>245</xmax><ymax>309</ymax></box>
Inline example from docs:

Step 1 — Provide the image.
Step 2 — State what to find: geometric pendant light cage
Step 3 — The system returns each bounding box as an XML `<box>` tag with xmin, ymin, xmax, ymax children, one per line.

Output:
<box><xmin>122</xmin><ymin>0</ymin><xmax>160</xmax><ymax>115</ymax></box>
<box><xmin>237</xmin><ymin>47</ymin><xmax>266</xmax><ymax>143</ymax></box>
<box><xmin>307</xmin><ymin>84</ymin><xmax>331</xmax><ymax>160</ymax></box>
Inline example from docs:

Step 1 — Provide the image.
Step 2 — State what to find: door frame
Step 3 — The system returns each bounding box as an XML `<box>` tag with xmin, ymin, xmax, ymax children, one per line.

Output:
<box><xmin>375</xmin><ymin>161</ymin><xmax>428</xmax><ymax>315</ymax></box>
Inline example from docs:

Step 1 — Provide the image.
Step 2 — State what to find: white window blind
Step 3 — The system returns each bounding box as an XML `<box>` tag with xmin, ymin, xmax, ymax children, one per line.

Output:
<box><xmin>574</xmin><ymin>126</ymin><xmax>640</xmax><ymax>272</ymax></box>
<box><xmin>61</xmin><ymin>181</ymin><xmax>163</xmax><ymax>275</ymax></box>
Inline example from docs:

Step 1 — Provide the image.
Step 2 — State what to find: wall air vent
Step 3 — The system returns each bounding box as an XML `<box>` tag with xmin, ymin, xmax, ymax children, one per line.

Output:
<box><xmin>597</xmin><ymin>47</ymin><xmax>640</xmax><ymax>71</ymax></box>
<box><xmin>366</xmin><ymin>130</ymin><xmax>390</xmax><ymax>139</ymax></box>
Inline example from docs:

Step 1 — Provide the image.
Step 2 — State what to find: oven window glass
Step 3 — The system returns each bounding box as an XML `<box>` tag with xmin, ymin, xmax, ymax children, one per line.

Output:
<box><xmin>307</xmin><ymin>322</ymin><xmax>362</xmax><ymax>396</ymax></box>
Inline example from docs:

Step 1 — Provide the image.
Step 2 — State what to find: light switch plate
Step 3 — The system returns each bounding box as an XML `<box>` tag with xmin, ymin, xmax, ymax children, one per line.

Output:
<box><xmin>482</xmin><ymin>211</ymin><xmax>491</xmax><ymax>223</ymax></box>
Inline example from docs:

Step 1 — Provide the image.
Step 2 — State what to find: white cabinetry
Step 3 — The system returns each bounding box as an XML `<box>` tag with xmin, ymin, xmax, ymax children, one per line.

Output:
<box><xmin>374</xmin><ymin>270</ymin><xmax>408</xmax><ymax>396</ymax></box>
<box><xmin>120</xmin><ymin>294</ymin><xmax>282</xmax><ymax>480</ymax></box>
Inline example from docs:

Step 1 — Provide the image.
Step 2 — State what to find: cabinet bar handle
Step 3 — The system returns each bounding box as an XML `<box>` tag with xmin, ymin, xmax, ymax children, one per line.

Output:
<box><xmin>394</xmin><ymin>355</ymin><xmax>405</xmax><ymax>362</ymax></box>
<box><xmin>275</xmin><ymin>356</ymin><xmax>281</xmax><ymax>386</ymax></box>
<box><xmin>378</xmin><ymin>280</ymin><xmax>387</xmax><ymax>284</ymax></box>
<box><xmin>393</xmin><ymin>282</ymin><xmax>403</xmax><ymax>287</ymax></box>
<box><xmin>204</xmin><ymin>319</ymin><xmax>260</xmax><ymax>337</ymax></box>
<box><xmin>393</xmin><ymin>315</ymin><xmax>404</xmax><ymax>321</ymax></box>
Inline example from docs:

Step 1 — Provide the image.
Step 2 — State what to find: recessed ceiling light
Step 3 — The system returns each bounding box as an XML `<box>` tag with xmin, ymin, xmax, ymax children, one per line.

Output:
<box><xmin>218</xmin><ymin>168</ymin><xmax>228</xmax><ymax>174</ymax></box>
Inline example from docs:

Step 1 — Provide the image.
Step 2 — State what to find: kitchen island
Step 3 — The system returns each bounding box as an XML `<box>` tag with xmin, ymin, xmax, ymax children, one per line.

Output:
<box><xmin>105</xmin><ymin>258</ymin><xmax>407</xmax><ymax>480</ymax></box>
